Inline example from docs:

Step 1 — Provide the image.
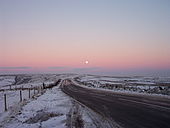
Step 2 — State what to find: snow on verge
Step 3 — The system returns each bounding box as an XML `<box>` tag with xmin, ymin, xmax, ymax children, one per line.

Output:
<box><xmin>2</xmin><ymin>86</ymin><xmax>72</xmax><ymax>128</ymax></box>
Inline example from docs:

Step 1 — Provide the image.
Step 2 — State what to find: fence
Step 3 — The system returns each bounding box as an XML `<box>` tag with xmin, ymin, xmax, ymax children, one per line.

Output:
<box><xmin>2</xmin><ymin>79</ymin><xmax>61</xmax><ymax>112</ymax></box>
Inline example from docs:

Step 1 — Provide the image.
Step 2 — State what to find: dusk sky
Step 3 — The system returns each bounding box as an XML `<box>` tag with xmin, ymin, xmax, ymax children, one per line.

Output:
<box><xmin>0</xmin><ymin>0</ymin><xmax>170</xmax><ymax>75</ymax></box>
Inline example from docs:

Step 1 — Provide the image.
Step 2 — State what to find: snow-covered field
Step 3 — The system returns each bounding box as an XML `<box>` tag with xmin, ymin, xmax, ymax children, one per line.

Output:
<box><xmin>0</xmin><ymin>74</ymin><xmax>62</xmax><ymax>114</ymax></box>
<box><xmin>0</xmin><ymin>90</ymin><xmax>35</xmax><ymax>114</ymax></box>
<box><xmin>75</xmin><ymin>75</ymin><xmax>170</xmax><ymax>95</ymax></box>
<box><xmin>0</xmin><ymin>74</ymin><xmax>59</xmax><ymax>90</ymax></box>
<box><xmin>0</xmin><ymin>75</ymin><xmax>16</xmax><ymax>88</ymax></box>
<box><xmin>1</xmin><ymin>74</ymin><xmax>170</xmax><ymax>128</ymax></box>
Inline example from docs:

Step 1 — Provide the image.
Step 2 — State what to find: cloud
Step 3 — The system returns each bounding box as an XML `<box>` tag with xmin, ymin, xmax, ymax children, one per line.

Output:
<box><xmin>0</xmin><ymin>67</ymin><xmax>31</xmax><ymax>69</ymax></box>
<box><xmin>72</xmin><ymin>67</ymin><xmax>102</xmax><ymax>72</ymax></box>
<box><xmin>48</xmin><ymin>66</ymin><xmax>69</xmax><ymax>69</ymax></box>
<box><xmin>48</xmin><ymin>66</ymin><xmax>103</xmax><ymax>73</ymax></box>
<box><xmin>48</xmin><ymin>66</ymin><xmax>72</xmax><ymax>71</ymax></box>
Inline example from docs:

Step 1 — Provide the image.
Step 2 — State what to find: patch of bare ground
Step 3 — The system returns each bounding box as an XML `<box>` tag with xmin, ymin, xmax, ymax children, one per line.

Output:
<box><xmin>24</xmin><ymin>110</ymin><xmax>63</xmax><ymax>124</ymax></box>
<box><xmin>66</xmin><ymin>101</ymin><xmax>84</xmax><ymax>128</ymax></box>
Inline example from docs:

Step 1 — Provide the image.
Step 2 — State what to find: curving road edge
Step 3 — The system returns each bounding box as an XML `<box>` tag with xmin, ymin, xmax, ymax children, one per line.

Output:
<box><xmin>60</xmin><ymin>79</ymin><xmax>170</xmax><ymax>128</ymax></box>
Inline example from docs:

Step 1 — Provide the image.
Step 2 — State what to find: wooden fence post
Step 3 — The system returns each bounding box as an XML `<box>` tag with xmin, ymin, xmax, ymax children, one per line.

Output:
<box><xmin>20</xmin><ymin>90</ymin><xmax>22</xmax><ymax>102</ymax></box>
<box><xmin>29</xmin><ymin>88</ymin><xmax>31</xmax><ymax>98</ymax></box>
<box><xmin>34</xmin><ymin>87</ymin><xmax>35</xmax><ymax>95</ymax></box>
<box><xmin>4</xmin><ymin>94</ymin><xmax>7</xmax><ymax>111</ymax></box>
<box><xmin>41</xmin><ymin>86</ymin><xmax>43</xmax><ymax>94</ymax></box>
<box><xmin>43</xmin><ymin>83</ymin><xmax>45</xmax><ymax>89</ymax></box>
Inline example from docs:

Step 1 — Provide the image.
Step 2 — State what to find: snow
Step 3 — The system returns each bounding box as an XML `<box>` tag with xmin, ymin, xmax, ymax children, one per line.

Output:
<box><xmin>0</xmin><ymin>74</ymin><xmax>67</xmax><ymax>128</ymax></box>
<box><xmin>78</xmin><ymin>75</ymin><xmax>170</xmax><ymax>85</ymax></box>
<box><xmin>0</xmin><ymin>74</ymin><xmax>62</xmax><ymax>90</ymax></box>
<box><xmin>1</xmin><ymin>74</ymin><xmax>169</xmax><ymax>128</ymax></box>
<box><xmin>1</xmin><ymin>74</ymin><xmax>112</xmax><ymax>128</ymax></box>
<box><xmin>4</xmin><ymin>87</ymin><xmax>72</xmax><ymax>128</ymax></box>
<box><xmin>0</xmin><ymin>76</ymin><xmax>15</xmax><ymax>87</ymax></box>
<box><xmin>75</xmin><ymin>75</ymin><xmax>170</xmax><ymax>96</ymax></box>
<box><xmin>0</xmin><ymin>90</ymin><xmax>35</xmax><ymax>114</ymax></box>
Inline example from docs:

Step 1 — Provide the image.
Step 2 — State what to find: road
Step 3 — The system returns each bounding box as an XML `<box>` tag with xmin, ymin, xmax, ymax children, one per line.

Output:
<box><xmin>60</xmin><ymin>79</ymin><xmax>170</xmax><ymax>128</ymax></box>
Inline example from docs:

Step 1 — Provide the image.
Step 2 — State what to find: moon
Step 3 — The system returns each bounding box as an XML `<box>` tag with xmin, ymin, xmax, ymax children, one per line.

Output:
<box><xmin>85</xmin><ymin>60</ymin><xmax>89</xmax><ymax>64</ymax></box>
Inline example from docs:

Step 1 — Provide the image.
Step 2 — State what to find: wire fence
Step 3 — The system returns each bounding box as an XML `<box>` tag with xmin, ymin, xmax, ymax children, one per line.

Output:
<box><xmin>1</xmin><ymin>79</ymin><xmax>61</xmax><ymax>112</ymax></box>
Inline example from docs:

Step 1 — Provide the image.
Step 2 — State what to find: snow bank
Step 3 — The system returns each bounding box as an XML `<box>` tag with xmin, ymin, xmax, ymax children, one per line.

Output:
<box><xmin>75</xmin><ymin>75</ymin><xmax>170</xmax><ymax>96</ymax></box>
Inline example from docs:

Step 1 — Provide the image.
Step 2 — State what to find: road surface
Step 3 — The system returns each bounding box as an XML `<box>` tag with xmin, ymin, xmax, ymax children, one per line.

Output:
<box><xmin>61</xmin><ymin>79</ymin><xmax>170</xmax><ymax>128</ymax></box>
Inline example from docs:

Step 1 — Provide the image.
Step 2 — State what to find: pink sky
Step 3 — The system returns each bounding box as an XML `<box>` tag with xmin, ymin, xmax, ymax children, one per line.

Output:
<box><xmin>0</xmin><ymin>0</ymin><xmax>170</xmax><ymax>74</ymax></box>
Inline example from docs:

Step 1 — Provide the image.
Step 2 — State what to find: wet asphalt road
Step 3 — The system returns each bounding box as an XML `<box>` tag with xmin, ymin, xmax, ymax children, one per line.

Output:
<box><xmin>61</xmin><ymin>80</ymin><xmax>170</xmax><ymax>128</ymax></box>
